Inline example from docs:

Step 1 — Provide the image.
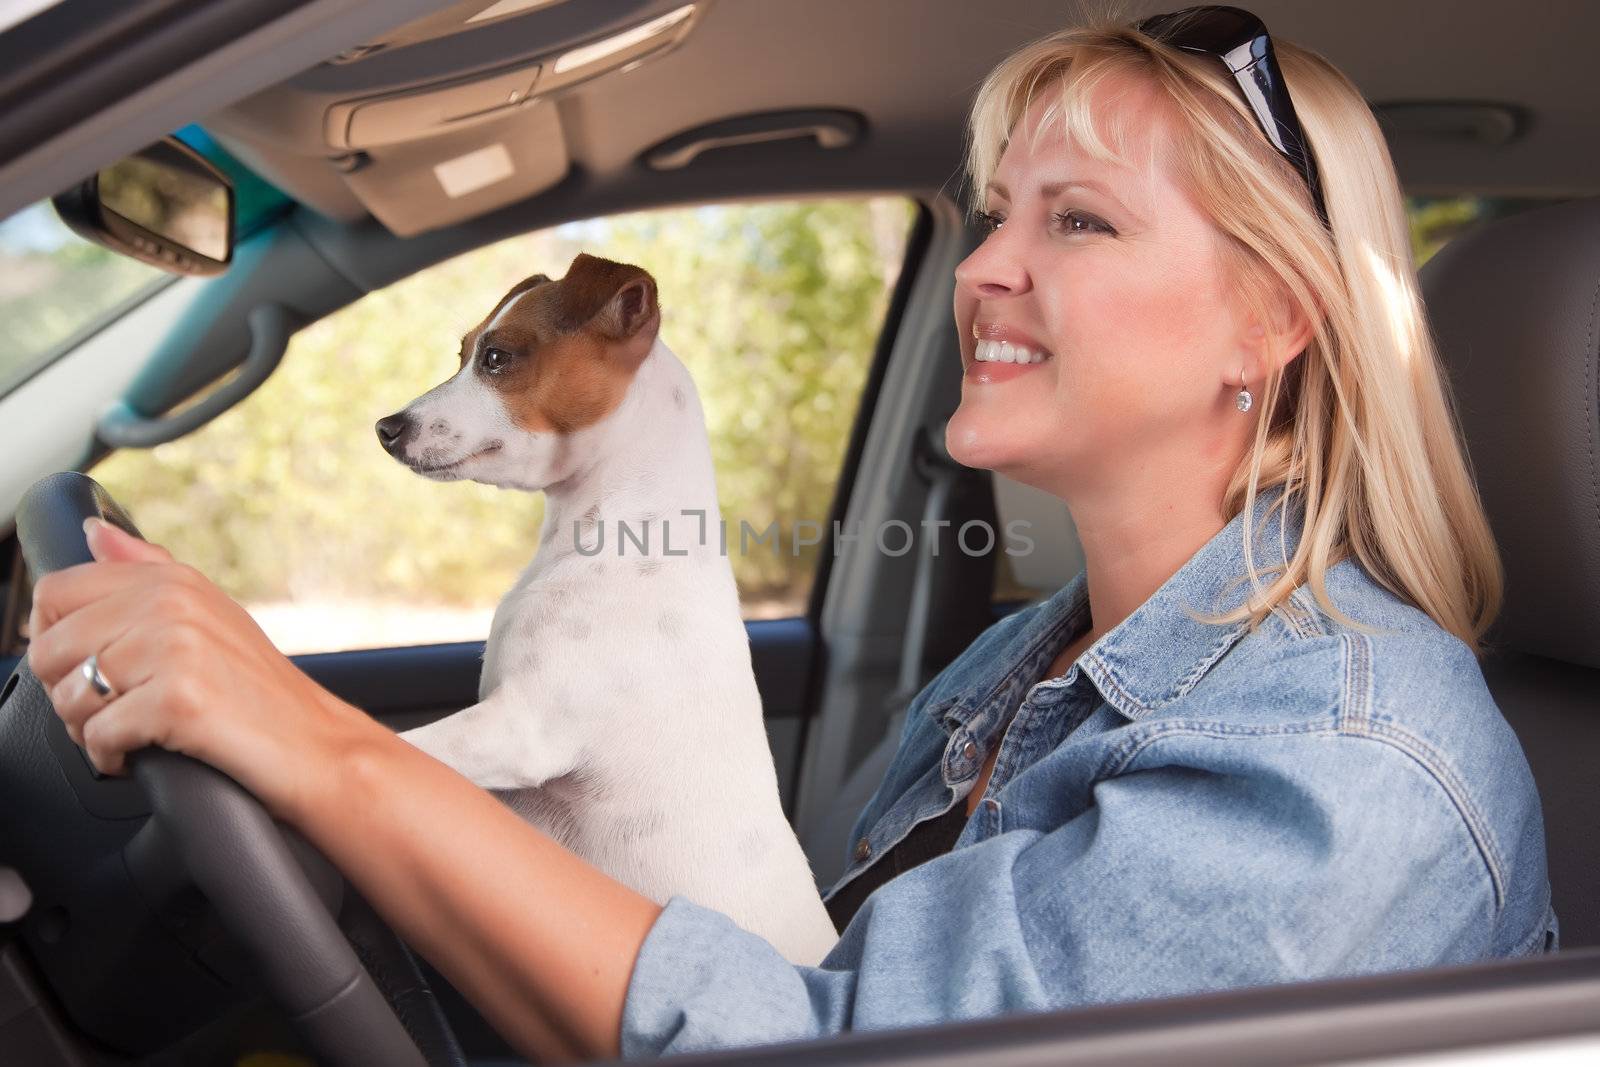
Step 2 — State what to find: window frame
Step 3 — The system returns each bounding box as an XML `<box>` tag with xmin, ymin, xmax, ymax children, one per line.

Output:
<box><xmin>79</xmin><ymin>193</ymin><xmax>930</xmax><ymax>658</ymax></box>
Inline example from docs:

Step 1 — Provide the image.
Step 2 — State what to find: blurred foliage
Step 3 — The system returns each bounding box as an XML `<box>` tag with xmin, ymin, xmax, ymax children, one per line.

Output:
<box><xmin>2</xmin><ymin>130</ymin><xmax>290</xmax><ymax>390</ymax></box>
<box><xmin>0</xmin><ymin>203</ymin><xmax>167</xmax><ymax>385</ymax></box>
<box><xmin>97</xmin><ymin>156</ymin><xmax>230</xmax><ymax>261</ymax></box>
<box><xmin>1407</xmin><ymin>195</ymin><xmax>1557</xmax><ymax>266</ymax></box>
<box><xmin>90</xmin><ymin>198</ymin><xmax>916</xmax><ymax>619</ymax></box>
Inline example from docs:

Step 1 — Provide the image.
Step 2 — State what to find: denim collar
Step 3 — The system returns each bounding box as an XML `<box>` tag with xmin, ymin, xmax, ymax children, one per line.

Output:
<box><xmin>928</xmin><ymin>488</ymin><xmax>1307</xmax><ymax>730</ymax></box>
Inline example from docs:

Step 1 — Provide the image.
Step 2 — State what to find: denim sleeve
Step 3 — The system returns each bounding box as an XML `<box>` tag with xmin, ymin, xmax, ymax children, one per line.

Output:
<box><xmin>619</xmin><ymin>730</ymin><xmax>1497</xmax><ymax>1058</ymax></box>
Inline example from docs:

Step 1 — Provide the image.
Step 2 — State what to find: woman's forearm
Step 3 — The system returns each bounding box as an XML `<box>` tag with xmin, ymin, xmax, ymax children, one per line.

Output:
<box><xmin>292</xmin><ymin>694</ymin><xmax>663</xmax><ymax>1063</ymax></box>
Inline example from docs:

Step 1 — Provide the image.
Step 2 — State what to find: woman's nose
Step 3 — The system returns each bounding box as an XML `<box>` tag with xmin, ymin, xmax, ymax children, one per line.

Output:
<box><xmin>954</xmin><ymin>227</ymin><xmax>1032</xmax><ymax>301</ymax></box>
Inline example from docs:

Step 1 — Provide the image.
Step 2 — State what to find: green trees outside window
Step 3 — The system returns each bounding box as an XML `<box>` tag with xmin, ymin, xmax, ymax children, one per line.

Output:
<box><xmin>91</xmin><ymin>198</ymin><xmax>917</xmax><ymax>654</ymax></box>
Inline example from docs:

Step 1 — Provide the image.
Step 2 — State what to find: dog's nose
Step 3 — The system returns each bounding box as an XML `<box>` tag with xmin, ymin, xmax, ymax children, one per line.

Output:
<box><xmin>375</xmin><ymin>413</ymin><xmax>414</xmax><ymax>455</ymax></box>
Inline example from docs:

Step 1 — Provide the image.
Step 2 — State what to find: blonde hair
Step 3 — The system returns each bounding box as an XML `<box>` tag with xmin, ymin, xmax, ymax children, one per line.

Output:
<box><xmin>965</xmin><ymin>15</ymin><xmax>1502</xmax><ymax>653</ymax></box>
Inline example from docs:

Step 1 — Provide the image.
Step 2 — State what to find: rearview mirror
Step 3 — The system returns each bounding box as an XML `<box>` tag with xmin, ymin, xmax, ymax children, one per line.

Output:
<box><xmin>51</xmin><ymin>136</ymin><xmax>234</xmax><ymax>276</ymax></box>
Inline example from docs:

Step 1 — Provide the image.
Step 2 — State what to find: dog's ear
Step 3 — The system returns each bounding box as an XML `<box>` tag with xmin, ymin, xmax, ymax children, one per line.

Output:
<box><xmin>595</xmin><ymin>276</ymin><xmax>659</xmax><ymax>340</ymax></box>
<box><xmin>484</xmin><ymin>272</ymin><xmax>552</xmax><ymax>324</ymax></box>
<box><xmin>462</xmin><ymin>271</ymin><xmax>555</xmax><ymax>363</ymax></box>
<box><xmin>557</xmin><ymin>254</ymin><xmax>660</xmax><ymax>342</ymax></box>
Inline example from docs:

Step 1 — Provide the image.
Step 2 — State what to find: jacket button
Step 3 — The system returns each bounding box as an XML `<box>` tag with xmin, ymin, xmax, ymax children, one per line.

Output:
<box><xmin>854</xmin><ymin>837</ymin><xmax>872</xmax><ymax>862</ymax></box>
<box><xmin>962</xmin><ymin>740</ymin><xmax>979</xmax><ymax>761</ymax></box>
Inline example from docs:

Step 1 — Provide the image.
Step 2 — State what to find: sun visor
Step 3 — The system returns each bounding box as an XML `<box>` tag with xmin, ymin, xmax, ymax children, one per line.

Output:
<box><xmin>337</xmin><ymin>101</ymin><xmax>568</xmax><ymax>236</ymax></box>
<box><xmin>208</xmin><ymin>2</ymin><xmax>711</xmax><ymax>236</ymax></box>
<box><xmin>324</xmin><ymin>61</ymin><xmax>543</xmax><ymax>151</ymax></box>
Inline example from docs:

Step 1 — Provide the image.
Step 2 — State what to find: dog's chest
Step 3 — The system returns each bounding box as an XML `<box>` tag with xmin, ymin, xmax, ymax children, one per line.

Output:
<box><xmin>478</xmin><ymin>562</ymin><xmax>546</xmax><ymax>701</ymax></box>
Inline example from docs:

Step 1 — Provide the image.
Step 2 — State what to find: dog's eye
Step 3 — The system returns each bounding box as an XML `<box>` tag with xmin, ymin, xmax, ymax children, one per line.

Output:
<box><xmin>481</xmin><ymin>347</ymin><xmax>512</xmax><ymax>373</ymax></box>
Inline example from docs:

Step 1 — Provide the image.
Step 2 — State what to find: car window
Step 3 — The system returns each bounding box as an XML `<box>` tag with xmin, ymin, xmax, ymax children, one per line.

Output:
<box><xmin>90</xmin><ymin>197</ymin><xmax>919</xmax><ymax>655</ymax></box>
<box><xmin>0</xmin><ymin>125</ymin><xmax>292</xmax><ymax>401</ymax></box>
<box><xmin>1406</xmin><ymin>194</ymin><xmax>1562</xmax><ymax>265</ymax></box>
<box><xmin>0</xmin><ymin>202</ymin><xmax>171</xmax><ymax>395</ymax></box>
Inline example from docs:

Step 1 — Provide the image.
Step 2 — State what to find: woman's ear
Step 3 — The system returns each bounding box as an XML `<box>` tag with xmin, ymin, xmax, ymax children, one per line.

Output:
<box><xmin>1261</xmin><ymin>284</ymin><xmax>1316</xmax><ymax>376</ymax></box>
<box><xmin>1235</xmin><ymin>289</ymin><xmax>1314</xmax><ymax>388</ymax></box>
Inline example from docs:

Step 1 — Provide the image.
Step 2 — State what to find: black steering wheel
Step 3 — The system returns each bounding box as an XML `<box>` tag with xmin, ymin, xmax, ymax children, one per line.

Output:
<box><xmin>4</xmin><ymin>472</ymin><xmax>467</xmax><ymax>1067</ymax></box>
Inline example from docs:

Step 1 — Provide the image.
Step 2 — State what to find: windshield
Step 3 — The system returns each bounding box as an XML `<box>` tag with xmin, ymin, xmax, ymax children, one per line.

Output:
<box><xmin>0</xmin><ymin>124</ymin><xmax>292</xmax><ymax>398</ymax></box>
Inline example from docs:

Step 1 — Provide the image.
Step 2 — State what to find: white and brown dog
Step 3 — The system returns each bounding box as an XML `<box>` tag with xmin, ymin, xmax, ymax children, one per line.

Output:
<box><xmin>373</xmin><ymin>253</ymin><xmax>838</xmax><ymax>965</ymax></box>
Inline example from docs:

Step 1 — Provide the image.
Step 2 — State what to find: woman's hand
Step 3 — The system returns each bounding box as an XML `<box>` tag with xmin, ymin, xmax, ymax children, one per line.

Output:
<box><xmin>25</xmin><ymin>516</ymin><xmax>365</xmax><ymax>819</ymax></box>
<box><xmin>28</xmin><ymin>517</ymin><xmax>661</xmax><ymax>1061</ymax></box>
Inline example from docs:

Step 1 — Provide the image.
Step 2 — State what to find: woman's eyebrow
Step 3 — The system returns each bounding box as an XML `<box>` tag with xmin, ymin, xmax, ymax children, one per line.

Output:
<box><xmin>985</xmin><ymin>178</ymin><xmax>1134</xmax><ymax>214</ymax></box>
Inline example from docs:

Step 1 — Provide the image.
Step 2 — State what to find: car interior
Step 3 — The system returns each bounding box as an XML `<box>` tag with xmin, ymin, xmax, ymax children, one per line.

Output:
<box><xmin>0</xmin><ymin>1</ymin><xmax>1596</xmax><ymax>1065</ymax></box>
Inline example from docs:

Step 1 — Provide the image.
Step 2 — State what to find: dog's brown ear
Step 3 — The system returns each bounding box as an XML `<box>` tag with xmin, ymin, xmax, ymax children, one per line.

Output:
<box><xmin>462</xmin><ymin>271</ymin><xmax>555</xmax><ymax>362</ymax></box>
<box><xmin>483</xmin><ymin>271</ymin><xmax>552</xmax><ymax>324</ymax></box>
<box><xmin>557</xmin><ymin>253</ymin><xmax>660</xmax><ymax>341</ymax></box>
<box><xmin>595</xmin><ymin>276</ymin><xmax>659</xmax><ymax>340</ymax></box>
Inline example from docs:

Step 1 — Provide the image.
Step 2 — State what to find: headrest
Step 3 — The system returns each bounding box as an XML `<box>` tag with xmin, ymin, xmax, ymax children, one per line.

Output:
<box><xmin>1420</xmin><ymin>198</ymin><xmax>1600</xmax><ymax>668</ymax></box>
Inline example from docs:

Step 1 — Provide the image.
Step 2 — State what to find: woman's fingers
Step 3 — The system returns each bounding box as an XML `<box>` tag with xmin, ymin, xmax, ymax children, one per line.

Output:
<box><xmin>82</xmin><ymin>519</ymin><xmax>174</xmax><ymax>565</ymax></box>
<box><xmin>28</xmin><ymin>520</ymin><xmax>186</xmax><ymax>644</ymax></box>
<box><xmin>22</xmin><ymin>522</ymin><xmax>356</xmax><ymax>812</ymax></box>
<box><xmin>78</xmin><ymin>678</ymin><xmax>178</xmax><ymax>777</ymax></box>
<box><xmin>55</xmin><ymin>619</ymin><xmax>215</xmax><ymax>777</ymax></box>
<box><xmin>45</xmin><ymin>617</ymin><xmax>159</xmax><ymax>752</ymax></box>
<box><xmin>49</xmin><ymin>658</ymin><xmax>98</xmax><ymax>747</ymax></box>
<box><xmin>28</xmin><ymin>581</ymin><xmax>167</xmax><ymax>695</ymax></box>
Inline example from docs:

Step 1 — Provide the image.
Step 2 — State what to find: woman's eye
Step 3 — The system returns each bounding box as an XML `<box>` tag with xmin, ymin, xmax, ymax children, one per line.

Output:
<box><xmin>974</xmin><ymin>209</ymin><xmax>1113</xmax><ymax>237</ymax></box>
<box><xmin>481</xmin><ymin>347</ymin><xmax>511</xmax><ymax>371</ymax></box>
<box><xmin>1053</xmin><ymin>210</ymin><xmax>1115</xmax><ymax>236</ymax></box>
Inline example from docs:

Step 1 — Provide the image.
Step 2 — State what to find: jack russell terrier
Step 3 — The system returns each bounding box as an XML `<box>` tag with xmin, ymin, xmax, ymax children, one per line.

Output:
<box><xmin>373</xmin><ymin>253</ymin><xmax>838</xmax><ymax>965</ymax></box>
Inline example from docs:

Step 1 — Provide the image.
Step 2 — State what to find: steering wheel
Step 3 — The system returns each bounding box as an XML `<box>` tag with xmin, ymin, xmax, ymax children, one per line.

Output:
<box><xmin>8</xmin><ymin>472</ymin><xmax>467</xmax><ymax>1067</ymax></box>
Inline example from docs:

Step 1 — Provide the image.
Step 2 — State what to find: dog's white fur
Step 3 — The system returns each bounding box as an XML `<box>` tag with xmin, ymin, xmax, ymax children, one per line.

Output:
<box><xmin>383</xmin><ymin>283</ymin><xmax>839</xmax><ymax>965</ymax></box>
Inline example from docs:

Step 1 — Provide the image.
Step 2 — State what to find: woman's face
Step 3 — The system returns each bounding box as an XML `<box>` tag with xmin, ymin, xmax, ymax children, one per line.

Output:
<box><xmin>950</xmin><ymin>76</ymin><xmax>1255</xmax><ymax>499</ymax></box>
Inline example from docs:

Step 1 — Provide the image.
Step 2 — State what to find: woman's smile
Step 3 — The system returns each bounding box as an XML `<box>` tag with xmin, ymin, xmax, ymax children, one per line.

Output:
<box><xmin>964</xmin><ymin>348</ymin><xmax>1052</xmax><ymax>384</ymax></box>
<box><xmin>964</xmin><ymin>321</ymin><xmax>1055</xmax><ymax>383</ymax></box>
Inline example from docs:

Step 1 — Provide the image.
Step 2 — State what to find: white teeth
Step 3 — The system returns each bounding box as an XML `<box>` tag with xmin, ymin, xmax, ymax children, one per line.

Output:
<box><xmin>974</xmin><ymin>339</ymin><xmax>1050</xmax><ymax>363</ymax></box>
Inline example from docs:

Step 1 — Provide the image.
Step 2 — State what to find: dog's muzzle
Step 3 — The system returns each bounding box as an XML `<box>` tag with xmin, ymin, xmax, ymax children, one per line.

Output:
<box><xmin>375</xmin><ymin>412</ymin><xmax>415</xmax><ymax>457</ymax></box>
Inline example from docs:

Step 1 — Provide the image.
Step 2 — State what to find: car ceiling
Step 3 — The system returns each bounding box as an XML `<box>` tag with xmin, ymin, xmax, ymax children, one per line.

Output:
<box><xmin>199</xmin><ymin>0</ymin><xmax>1600</xmax><ymax>241</ymax></box>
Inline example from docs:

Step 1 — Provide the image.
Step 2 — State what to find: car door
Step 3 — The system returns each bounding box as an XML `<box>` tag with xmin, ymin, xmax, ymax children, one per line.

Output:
<box><xmin>3</xmin><ymin>3</ymin><xmax>1599</xmax><ymax>1067</ymax></box>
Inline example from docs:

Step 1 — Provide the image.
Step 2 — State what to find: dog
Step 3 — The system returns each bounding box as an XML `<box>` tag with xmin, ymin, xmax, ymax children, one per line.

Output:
<box><xmin>372</xmin><ymin>253</ymin><xmax>839</xmax><ymax>965</ymax></box>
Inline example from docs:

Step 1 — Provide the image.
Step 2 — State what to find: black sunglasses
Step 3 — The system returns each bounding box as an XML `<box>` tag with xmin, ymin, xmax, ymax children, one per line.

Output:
<box><xmin>1136</xmin><ymin>5</ymin><xmax>1329</xmax><ymax>226</ymax></box>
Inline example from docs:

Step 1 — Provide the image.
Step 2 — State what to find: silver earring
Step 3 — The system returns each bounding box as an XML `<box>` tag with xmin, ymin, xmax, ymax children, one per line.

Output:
<box><xmin>1236</xmin><ymin>387</ymin><xmax>1253</xmax><ymax>413</ymax></box>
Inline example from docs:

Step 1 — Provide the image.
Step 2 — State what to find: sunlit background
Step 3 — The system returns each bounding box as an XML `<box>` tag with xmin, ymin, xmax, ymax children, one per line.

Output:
<box><xmin>51</xmin><ymin>198</ymin><xmax>914</xmax><ymax>652</ymax></box>
<box><xmin>0</xmin><ymin>181</ymin><xmax>1552</xmax><ymax>655</ymax></box>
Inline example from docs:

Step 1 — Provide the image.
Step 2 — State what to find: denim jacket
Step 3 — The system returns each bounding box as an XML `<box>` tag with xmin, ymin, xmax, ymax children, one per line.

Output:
<box><xmin>620</xmin><ymin>492</ymin><xmax>1557</xmax><ymax>1057</ymax></box>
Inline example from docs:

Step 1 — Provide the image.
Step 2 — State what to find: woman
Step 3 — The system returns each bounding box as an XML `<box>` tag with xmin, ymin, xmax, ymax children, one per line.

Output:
<box><xmin>25</xmin><ymin>7</ymin><xmax>1556</xmax><ymax>1062</ymax></box>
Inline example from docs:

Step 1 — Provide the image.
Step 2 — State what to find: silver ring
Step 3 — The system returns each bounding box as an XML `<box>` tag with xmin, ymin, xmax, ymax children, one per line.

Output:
<box><xmin>79</xmin><ymin>654</ymin><xmax>116</xmax><ymax>700</ymax></box>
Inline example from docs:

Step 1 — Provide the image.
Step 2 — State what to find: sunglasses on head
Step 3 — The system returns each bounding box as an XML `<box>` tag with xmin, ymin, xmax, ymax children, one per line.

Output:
<box><xmin>1136</xmin><ymin>5</ymin><xmax>1329</xmax><ymax>226</ymax></box>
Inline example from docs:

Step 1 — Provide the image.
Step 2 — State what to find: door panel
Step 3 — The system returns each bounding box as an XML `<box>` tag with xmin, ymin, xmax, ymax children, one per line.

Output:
<box><xmin>293</xmin><ymin>616</ymin><xmax>816</xmax><ymax>808</ymax></box>
<box><xmin>0</xmin><ymin>621</ymin><xmax>817</xmax><ymax>811</ymax></box>
<box><xmin>593</xmin><ymin>948</ymin><xmax>1600</xmax><ymax>1067</ymax></box>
